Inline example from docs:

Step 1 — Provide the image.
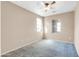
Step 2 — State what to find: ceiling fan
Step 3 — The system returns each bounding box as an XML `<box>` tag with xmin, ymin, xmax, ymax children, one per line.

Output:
<box><xmin>41</xmin><ymin>1</ymin><xmax>56</xmax><ymax>12</ymax></box>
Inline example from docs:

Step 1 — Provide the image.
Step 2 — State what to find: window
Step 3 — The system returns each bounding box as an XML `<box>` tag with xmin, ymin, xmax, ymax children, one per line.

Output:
<box><xmin>36</xmin><ymin>17</ymin><xmax>43</xmax><ymax>32</ymax></box>
<box><xmin>52</xmin><ymin>20</ymin><xmax>61</xmax><ymax>33</ymax></box>
<box><xmin>57</xmin><ymin>22</ymin><xmax>61</xmax><ymax>32</ymax></box>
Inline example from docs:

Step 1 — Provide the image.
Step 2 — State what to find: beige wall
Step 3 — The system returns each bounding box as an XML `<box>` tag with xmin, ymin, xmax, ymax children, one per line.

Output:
<box><xmin>45</xmin><ymin>12</ymin><xmax>74</xmax><ymax>42</ymax></box>
<box><xmin>74</xmin><ymin>2</ymin><xmax>79</xmax><ymax>56</ymax></box>
<box><xmin>1</xmin><ymin>2</ymin><xmax>42</xmax><ymax>55</ymax></box>
<box><xmin>0</xmin><ymin>2</ymin><xmax>1</xmax><ymax>55</ymax></box>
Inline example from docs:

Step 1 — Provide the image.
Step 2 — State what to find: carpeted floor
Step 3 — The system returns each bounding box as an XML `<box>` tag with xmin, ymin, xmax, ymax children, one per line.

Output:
<box><xmin>2</xmin><ymin>39</ymin><xmax>78</xmax><ymax>57</ymax></box>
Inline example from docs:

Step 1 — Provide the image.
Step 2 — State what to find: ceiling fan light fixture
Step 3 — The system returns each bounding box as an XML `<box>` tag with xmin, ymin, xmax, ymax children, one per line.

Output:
<box><xmin>41</xmin><ymin>1</ymin><xmax>56</xmax><ymax>12</ymax></box>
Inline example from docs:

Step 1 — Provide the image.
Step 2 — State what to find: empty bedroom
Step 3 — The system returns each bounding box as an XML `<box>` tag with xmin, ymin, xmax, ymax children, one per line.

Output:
<box><xmin>0</xmin><ymin>1</ymin><xmax>79</xmax><ymax>57</ymax></box>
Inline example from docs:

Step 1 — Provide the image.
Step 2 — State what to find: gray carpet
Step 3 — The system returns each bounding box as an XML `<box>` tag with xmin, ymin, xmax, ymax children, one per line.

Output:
<box><xmin>2</xmin><ymin>39</ymin><xmax>78</xmax><ymax>57</ymax></box>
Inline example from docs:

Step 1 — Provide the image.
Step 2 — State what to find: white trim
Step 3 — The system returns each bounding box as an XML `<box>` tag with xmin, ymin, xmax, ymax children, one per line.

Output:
<box><xmin>45</xmin><ymin>38</ymin><xmax>74</xmax><ymax>44</ymax></box>
<box><xmin>1</xmin><ymin>39</ymin><xmax>42</xmax><ymax>55</ymax></box>
<box><xmin>74</xmin><ymin>43</ymin><xmax>79</xmax><ymax>56</ymax></box>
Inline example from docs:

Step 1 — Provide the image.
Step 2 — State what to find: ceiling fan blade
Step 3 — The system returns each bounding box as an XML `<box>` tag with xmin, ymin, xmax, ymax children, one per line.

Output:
<box><xmin>51</xmin><ymin>1</ymin><xmax>56</xmax><ymax>5</ymax></box>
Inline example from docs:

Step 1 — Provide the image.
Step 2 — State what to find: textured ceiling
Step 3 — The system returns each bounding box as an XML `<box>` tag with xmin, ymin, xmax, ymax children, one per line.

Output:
<box><xmin>11</xmin><ymin>1</ymin><xmax>77</xmax><ymax>17</ymax></box>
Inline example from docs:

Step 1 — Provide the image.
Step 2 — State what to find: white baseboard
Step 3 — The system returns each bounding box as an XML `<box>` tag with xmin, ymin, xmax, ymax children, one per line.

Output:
<box><xmin>74</xmin><ymin>43</ymin><xmax>79</xmax><ymax>56</ymax></box>
<box><xmin>46</xmin><ymin>38</ymin><xmax>74</xmax><ymax>44</ymax></box>
<box><xmin>1</xmin><ymin>39</ymin><xmax>42</xmax><ymax>55</ymax></box>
